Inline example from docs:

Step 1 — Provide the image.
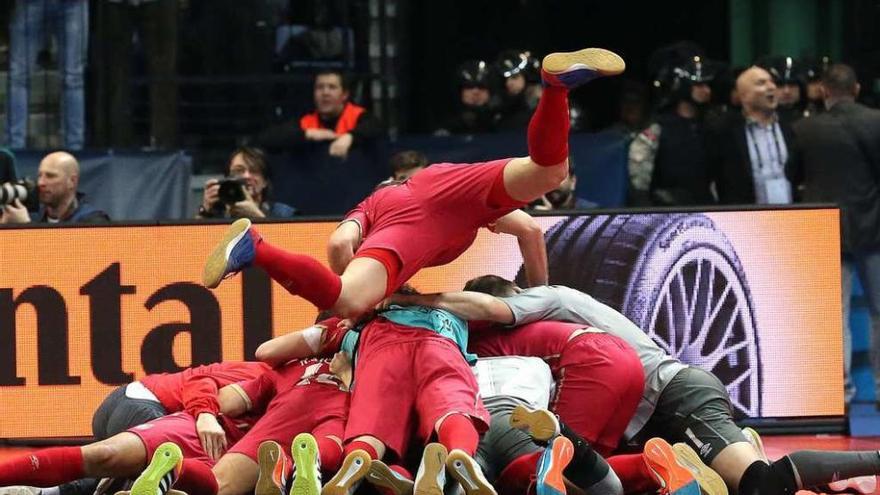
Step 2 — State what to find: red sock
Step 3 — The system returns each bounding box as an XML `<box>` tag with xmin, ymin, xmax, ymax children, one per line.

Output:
<box><xmin>437</xmin><ymin>414</ymin><xmax>479</xmax><ymax>456</ymax></box>
<box><xmin>253</xmin><ymin>238</ymin><xmax>342</xmax><ymax>310</ymax></box>
<box><xmin>0</xmin><ymin>447</ymin><xmax>84</xmax><ymax>487</ymax></box>
<box><xmin>344</xmin><ymin>440</ymin><xmax>379</xmax><ymax>460</ymax></box>
<box><xmin>527</xmin><ymin>85</ymin><xmax>570</xmax><ymax>166</ymax></box>
<box><xmin>607</xmin><ymin>454</ymin><xmax>660</xmax><ymax>493</ymax></box>
<box><xmin>317</xmin><ymin>437</ymin><xmax>344</xmax><ymax>473</ymax></box>
<box><xmin>173</xmin><ymin>459</ymin><xmax>218</xmax><ymax>495</ymax></box>
<box><xmin>496</xmin><ymin>452</ymin><xmax>541</xmax><ymax>495</ymax></box>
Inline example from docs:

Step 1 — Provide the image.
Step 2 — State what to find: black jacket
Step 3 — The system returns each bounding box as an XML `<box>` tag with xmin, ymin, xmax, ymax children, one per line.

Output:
<box><xmin>789</xmin><ymin>100</ymin><xmax>880</xmax><ymax>253</ymax></box>
<box><xmin>705</xmin><ymin>111</ymin><xmax>796</xmax><ymax>204</ymax></box>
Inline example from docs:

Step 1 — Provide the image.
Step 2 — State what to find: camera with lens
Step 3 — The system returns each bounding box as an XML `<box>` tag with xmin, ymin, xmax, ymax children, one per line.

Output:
<box><xmin>217</xmin><ymin>178</ymin><xmax>248</xmax><ymax>205</ymax></box>
<box><xmin>0</xmin><ymin>179</ymin><xmax>38</xmax><ymax>210</ymax></box>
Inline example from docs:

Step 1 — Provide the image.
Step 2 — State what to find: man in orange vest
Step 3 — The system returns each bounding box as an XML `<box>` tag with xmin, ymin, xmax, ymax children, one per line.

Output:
<box><xmin>257</xmin><ymin>69</ymin><xmax>381</xmax><ymax>159</ymax></box>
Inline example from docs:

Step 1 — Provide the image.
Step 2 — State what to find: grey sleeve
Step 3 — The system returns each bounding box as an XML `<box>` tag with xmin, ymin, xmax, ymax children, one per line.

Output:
<box><xmin>502</xmin><ymin>286</ymin><xmax>588</xmax><ymax>325</ymax></box>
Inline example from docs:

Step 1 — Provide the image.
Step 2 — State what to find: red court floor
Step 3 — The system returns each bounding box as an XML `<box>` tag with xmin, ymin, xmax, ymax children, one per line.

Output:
<box><xmin>2</xmin><ymin>435</ymin><xmax>880</xmax><ymax>494</ymax></box>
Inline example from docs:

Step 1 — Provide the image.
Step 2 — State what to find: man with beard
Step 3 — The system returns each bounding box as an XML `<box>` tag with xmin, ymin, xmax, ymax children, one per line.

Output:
<box><xmin>628</xmin><ymin>56</ymin><xmax>717</xmax><ymax>206</ymax></box>
<box><xmin>529</xmin><ymin>161</ymin><xmax>596</xmax><ymax>210</ymax></box>
<box><xmin>0</xmin><ymin>151</ymin><xmax>109</xmax><ymax>224</ymax></box>
<box><xmin>706</xmin><ymin>66</ymin><xmax>795</xmax><ymax>205</ymax></box>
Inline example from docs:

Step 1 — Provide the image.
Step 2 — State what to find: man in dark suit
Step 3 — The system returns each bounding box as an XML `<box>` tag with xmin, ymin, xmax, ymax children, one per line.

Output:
<box><xmin>788</xmin><ymin>63</ymin><xmax>880</xmax><ymax>407</ymax></box>
<box><xmin>706</xmin><ymin>66</ymin><xmax>796</xmax><ymax>204</ymax></box>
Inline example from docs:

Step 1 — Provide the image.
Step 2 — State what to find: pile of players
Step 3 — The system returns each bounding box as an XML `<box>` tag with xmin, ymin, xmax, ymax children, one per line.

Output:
<box><xmin>3</xmin><ymin>47</ymin><xmax>880</xmax><ymax>495</ymax></box>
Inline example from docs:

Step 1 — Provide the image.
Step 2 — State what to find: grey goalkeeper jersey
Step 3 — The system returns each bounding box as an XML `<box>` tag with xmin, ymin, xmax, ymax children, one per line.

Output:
<box><xmin>501</xmin><ymin>285</ymin><xmax>686</xmax><ymax>439</ymax></box>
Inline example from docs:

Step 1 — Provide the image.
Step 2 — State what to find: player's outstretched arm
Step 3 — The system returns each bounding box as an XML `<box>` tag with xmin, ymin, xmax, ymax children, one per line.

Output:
<box><xmin>386</xmin><ymin>291</ymin><xmax>515</xmax><ymax>324</ymax></box>
<box><xmin>255</xmin><ymin>324</ymin><xmax>325</xmax><ymax>365</ymax></box>
<box><xmin>493</xmin><ymin>209</ymin><xmax>548</xmax><ymax>287</ymax></box>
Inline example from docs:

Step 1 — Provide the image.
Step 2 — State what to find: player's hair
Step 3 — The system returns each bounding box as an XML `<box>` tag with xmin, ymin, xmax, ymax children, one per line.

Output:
<box><xmin>396</xmin><ymin>283</ymin><xmax>421</xmax><ymax>295</ymax></box>
<box><xmin>463</xmin><ymin>275</ymin><xmax>517</xmax><ymax>297</ymax></box>
<box><xmin>315</xmin><ymin>309</ymin><xmax>335</xmax><ymax>324</ymax></box>
<box><xmin>822</xmin><ymin>63</ymin><xmax>858</xmax><ymax>98</ymax></box>
<box><xmin>389</xmin><ymin>150</ymin><xmax>429</xmax><ymax>176</ymax></box>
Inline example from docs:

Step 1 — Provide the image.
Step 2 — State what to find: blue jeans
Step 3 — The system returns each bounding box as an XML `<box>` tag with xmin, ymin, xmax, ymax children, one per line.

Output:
<box><xmin>842</xmin><ymin>250</ymin><xmax>880</xmax><ymax>402</ymax></box>
<box><xmin>7</xmin><ymin>0</ymin><xmax>88</xmax><ymax>150</ymax></box>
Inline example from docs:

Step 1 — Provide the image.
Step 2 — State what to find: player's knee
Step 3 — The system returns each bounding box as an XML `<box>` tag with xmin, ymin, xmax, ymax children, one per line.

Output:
<box><xmin>83</xmin><ymin>444</ymin><xmax>124</xmax><ymax>473</ymax></box>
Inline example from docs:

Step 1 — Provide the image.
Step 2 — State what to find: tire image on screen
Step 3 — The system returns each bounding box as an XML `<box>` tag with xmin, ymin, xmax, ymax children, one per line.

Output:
<box><xmin>516</xmin><ymin>213</ymin><xmax>762</xmax><ymax>417</ymax></box>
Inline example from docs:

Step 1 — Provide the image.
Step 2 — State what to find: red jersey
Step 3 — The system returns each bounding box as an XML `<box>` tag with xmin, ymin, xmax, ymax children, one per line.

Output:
<box><xmin>345</xmin><ymin>159</ymin><xmax>519</xmax><ymax>288</ymax></box>
<box><xmin>468</xmin><ymin>321</ymin><xmax>591</xmax><ymax>371</ymax></box>
<box><xmin>236</xmin><ymin>358</ymin><xmax>348</xmax><ymax>414</ymax></box>
<box><xmin>139</xmin><ymin>361</ymin><xmax>270</xmax><ymax>418</ymax></box>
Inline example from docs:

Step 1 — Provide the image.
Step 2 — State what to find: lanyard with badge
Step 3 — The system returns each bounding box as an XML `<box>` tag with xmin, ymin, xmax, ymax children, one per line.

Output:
<box><xmin>746</xmin><ymin>122</ymin><xmax>791</xmax><ymax>203</ymax></box>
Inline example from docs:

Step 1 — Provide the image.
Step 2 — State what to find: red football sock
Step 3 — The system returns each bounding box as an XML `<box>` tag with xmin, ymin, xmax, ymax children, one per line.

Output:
<box><xmin>496</xmin><ymin>452</ymin><xmax>541</xmax><ymax>495</ymax></box>
<box><xmin>253</xmin><ymin>237</ymin><xmax>342</xmax><ymax>310</ymax></box>
<box><xmin>437</xmin><ymin>414</ymin><xmax>479</xmax><ymax>456</ymax></box>
<box><xmin>527</xmin><ymin>85</ymin><xmax>570</xmax><ymax>166</ymax></box>
<box><xmin>173</xmin><ymin>459</ymin><xmax>218</xmax><ymax>495</ymax></box>
<box><xmin>317</xmin><ymin>437</ymin><xmax>344</xmax><ymax>473</ymax></box>
<box><xmin>607</xmin><ymin>453</ymin><xmax>660</xmax><ymax>493</ymax></box>
<box><xmin>0</xmin><ymin>447</ymin><xmax>85</xmax><ymax>487</ymax></box>
<box><xmin>344</xmin><ymin>440</ymin><xmax>379</xmax><ymax>460</ymax></box>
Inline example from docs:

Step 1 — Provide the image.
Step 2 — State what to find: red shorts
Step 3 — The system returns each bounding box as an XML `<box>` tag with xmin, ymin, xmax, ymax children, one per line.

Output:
<box><xmin>228</xmin><ymin>385</ymin><xmax>349</xmax><ymax>461</ymax></box>
<box><xmin>550</xmin><ymin>332</ymin><xmax>645</xmax><ymax>456</ymax></box>
<box><xmin>344</xmin><ymin>319</ymin><xmax>489</xmax><ymax>459</ymax></box>
<box><xmin>347</xmin><ymin>159</ymin><xmax>524</xmax><ymax>289</ymax></box>
<box><xmin>128</xmin><ymin>412</ymin><xmax>215</xmax><ymax>467</ymax></box>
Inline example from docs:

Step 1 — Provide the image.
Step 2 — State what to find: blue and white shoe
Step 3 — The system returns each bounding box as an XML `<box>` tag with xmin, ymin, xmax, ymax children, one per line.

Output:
<box><xmin>536</xmin><ymin>436</ymin><xmax>574</xmax><ymax>495</ymax></box>
<box><xmin>203</xmin><ymin>218</ymin><xmax>257</xmax><ymax>288</ymax></box>
<box><xmin>541</xmin><ymin>48</ymin><xmax>625</xmax><ymax>89</ymax></box>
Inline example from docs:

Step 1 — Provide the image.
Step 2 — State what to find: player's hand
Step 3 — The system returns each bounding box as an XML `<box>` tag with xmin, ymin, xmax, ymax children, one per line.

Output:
<box><xmin>305</xmin><ymin>128</ymin><xmax>337</xmax><ymax>141</ymax></box>
<box><xmin>328</xmin><ymin>133</ymin><xmax>354</xmax><ymax>159</ymax></box>
<box><xmin>532</xmin><ymin>195</ymin><xmax>553</xmax><ymax>211</ymax></box>
<box><xmin>196</xmin><ymin>413</ymin><xmax>228</xmax><ymax>461</ymax></box>
<box><xmin>1</xmin><ymin>199</ymin><xmax>31</xmax><ymax>224</ymax></box>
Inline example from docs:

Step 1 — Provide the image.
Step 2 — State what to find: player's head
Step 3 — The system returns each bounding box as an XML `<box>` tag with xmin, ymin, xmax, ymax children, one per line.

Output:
<box><xmin>389</xmin><ymin>150</ymin><xmax>429</xmax><ymax>181</ymax></box>
<box><xmin>463</xmin><ymin>275</ymin><xmax>520</xmax><ymax>297</ymax></box>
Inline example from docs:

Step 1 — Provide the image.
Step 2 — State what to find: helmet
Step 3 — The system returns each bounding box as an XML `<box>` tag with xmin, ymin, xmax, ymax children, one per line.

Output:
<box><xmin>804</xmin><ymin>56</ymin><xmax>832</xmax><ymax>82</ymax></box>
<box><xmin>757</xmin><ymin>56</ymin><xmax>805</xmax><ymax>85</ymax></box>
<box><xmin>654</xmin><ymin>55</ymin><xmax>718</xmax><ymax>105</ymax></box>
<box><xmin>495</xmin><ymin>50</ymin><xmax>531</xmax><ymax>79</ymax></box>
<box><xmin>456</xmin><ymin>60</ymin><xmax>492</xmax><ymax>88</ymax></box>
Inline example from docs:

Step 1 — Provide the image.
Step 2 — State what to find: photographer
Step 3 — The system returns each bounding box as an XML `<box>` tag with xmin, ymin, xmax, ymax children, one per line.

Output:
<box><xmin>197</xmin><ymin>146</ymin><xmax>297</xmax><ymax>220</ymax></box>
<box><xmin>0</xmin><ymin>151</ymin><xmax>110</xmax><ymax>224</ymax></box>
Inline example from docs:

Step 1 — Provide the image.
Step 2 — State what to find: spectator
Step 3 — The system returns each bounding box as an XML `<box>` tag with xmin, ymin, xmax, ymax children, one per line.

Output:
<box><xmin>787</xmin><ymin>64</ymin><xmax>880</xmax><ymax>406</ymax></box>
<box><xmin>628</xmin><ymin>56</ymin><xmax>717</xmax><ymax>206</ymax></box>
<box><xmin>611</xmin><ymin>80</ymin><xmax>649</xmax><ymax>139</ymax></box>
<box><xmin>0</xmin><ymin>151</ymin><xmax>109</xmax><ymax>224</ymax></box>
<box><xmin>0</xmin><ymin>148</ymin><xmax>17</xmax><ymax>183</ymax></box>
<box><xmin>435</xmin><ymin>60</ymin><xmax>499</xmax><ymax>135</ymax></box>
<box><xmin>6</xmin><ymin>0</ymin><xmax>88</xmax><ymax>150</ymax></box>
<box><xmin>388</xmin><ymin>149</ymin><xmax>428</xmax><ymax>181</ymax></box>
<box><xmin>92</xmin><ymin>0</ymin><xmax>179</xmax><ymax>149</ymax></box>
<box><xmin>494</xmin><ymin>50</ymin><xmax>534</xmax><ymax>130</ymax></box>
<box><xmin>529</xmin><ymin>161</ymin><xmax>597</xmax><ymax>210</ymax></box>
<box><xmin>706</xmin><ymin>65</ymin><xmax>795</xmax><ymax>204</ymax></box>
<box><xmin>197</xmin><ymin>146</ymin><xmax>297</xmax><ymax>220</ymax></box>
<box><xmin>256</xmin><ymin>69</ymin><xmax>381</xmax><ymax>159</ymax></box>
